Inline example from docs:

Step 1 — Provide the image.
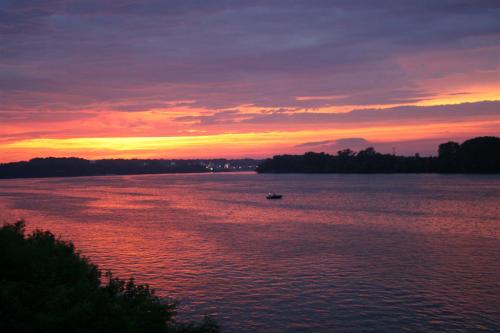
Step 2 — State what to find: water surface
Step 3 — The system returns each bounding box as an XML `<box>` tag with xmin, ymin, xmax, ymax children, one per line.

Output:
<box><xmin>0</xmin><ymin>173</ymin><xmax>499</xmax><ymax>332</ymax></box>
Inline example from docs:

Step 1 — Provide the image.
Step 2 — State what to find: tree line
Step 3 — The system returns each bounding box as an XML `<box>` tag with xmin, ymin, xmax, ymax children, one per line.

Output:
<box><xmin>0</xmin><ymin>158</ymin><xmax>260</xmax><ymax>179</ymax></box>
<box><xmin>256</xmin><ymin>136</ymin><xmax>500</xmax><ymax>174</ymax></box>
<box><xmin>0</xmin><ymin>158</ymin><xmax>207</xmax><ymax>179</ymax></box>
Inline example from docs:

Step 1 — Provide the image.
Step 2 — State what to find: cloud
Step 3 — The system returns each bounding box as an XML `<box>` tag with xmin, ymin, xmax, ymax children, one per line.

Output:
<box><xmin>296</xmin><ymin>138</ymin><xmax>372</xmax><ymax>153</ymax></box>
<box><xmin>1</xmin><ymin>0</ymin><xmax>498</xmax><ymax>115</ymax></box>
<box><xmin>242</xmin><ymin>101</ymin><xmax>500</xmax><ymax>125</ymax></box>
<box><xmin>170</xmin><ymin>101</ymin><xmax>500</xmax><ymax>143</ymax></box>
<box><xmin>175</xmin><ymin>110</ymin><xmax>242</xmax><ymax>125</ymax></box>
<box><xmin>0</xmin><ymin>109</ymin><xmax>95</xmax><ymax>123</ymax></box>
<box><xmin>296</xmin><ymin>140</ymin><xmax>337</xmax><ymax>148</ymax></box>
<box><xmin>296</xmin><ymin>138</ymin><xmax>369</xmax><ymax>148</ymax></box>
<box><xmin>0</xmin><ymin>130</ymin><xmax>60</xmax><ymax>144</ymax></box>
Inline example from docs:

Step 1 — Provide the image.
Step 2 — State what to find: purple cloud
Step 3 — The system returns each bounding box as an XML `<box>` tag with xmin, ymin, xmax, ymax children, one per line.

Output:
<box><xmin>0</xmin><ymin>0</ymin><xmax>499</xmax><ymax>116</ymax></box>
<box><xmin>243</xmin><ymin>101</ymin><xmax>500</xmax><ymax>125</ymax></box>
<box><xmin>297</xmin><ymin>138</ymin><xmax>370</xmax><ymax>149</ymax></box>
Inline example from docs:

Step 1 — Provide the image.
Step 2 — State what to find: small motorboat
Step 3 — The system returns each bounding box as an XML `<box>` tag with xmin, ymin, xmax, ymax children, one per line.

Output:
<box><xmin>266</xmin><ymin>192</ymin><xmax>283</xmax><ymax>200</ymax></box>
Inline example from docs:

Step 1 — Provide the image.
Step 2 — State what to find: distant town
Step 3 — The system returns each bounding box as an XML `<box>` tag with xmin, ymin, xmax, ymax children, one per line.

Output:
<box><xmin>0</xmin><ymin>158</ymin><xmax>262</xmax><ymax>179</ymax></box>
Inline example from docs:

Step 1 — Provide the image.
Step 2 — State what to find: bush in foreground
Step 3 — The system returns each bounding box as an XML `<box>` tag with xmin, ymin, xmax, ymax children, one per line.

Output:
<box><xmin>0</xmin><ymin>221</ymin><xmax>219</xmax><ymax>333</ymax></box>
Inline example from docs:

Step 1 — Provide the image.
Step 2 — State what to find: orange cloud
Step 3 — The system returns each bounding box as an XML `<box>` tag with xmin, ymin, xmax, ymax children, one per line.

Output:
<box><xmin>2</xmin><ymin>118</ymin><xmax>499</xmax><ymax>162</ymax></box>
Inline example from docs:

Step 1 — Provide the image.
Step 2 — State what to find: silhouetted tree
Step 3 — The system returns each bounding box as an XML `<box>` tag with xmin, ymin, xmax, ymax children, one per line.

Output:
<box><xmin>357</xmin><ymin>147</ymin><xmax>377</xmax><ymax>158</ymax></box>
<box><xmin>337</xmin><ymin>149</ymin><xmax>355</xmax><ymax>157</ymax></box>
<box><xmin>438</xmin><ymin>141</ymin><xmax>460</xmax><ymax>172</ymax></box>
<box><xmin>459</xmin><ymin>136</ymin><xmax>500</xmax><ymax>173</ymax></box>
<box><xmin>256</xmin><ymin>136</ymin><xmax>500</xmax><ymax>174</ymax></box>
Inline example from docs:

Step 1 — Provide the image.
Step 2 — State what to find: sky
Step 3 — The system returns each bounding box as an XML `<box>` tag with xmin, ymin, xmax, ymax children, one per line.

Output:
<box><xmin>1</xmin><ymin>0</ymin><xmax>499</xmax><ymax>162</ymax></box>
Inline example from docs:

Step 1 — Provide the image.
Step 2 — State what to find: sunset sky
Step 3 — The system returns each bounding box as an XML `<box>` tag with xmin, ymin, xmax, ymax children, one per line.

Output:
<box><xmin>1</xmin><ymin>0</ymin><xmax>499</xmax><ymax>162</ymax></box>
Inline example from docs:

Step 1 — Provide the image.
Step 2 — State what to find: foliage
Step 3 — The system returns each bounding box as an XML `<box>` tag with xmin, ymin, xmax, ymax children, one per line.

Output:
<box><xmin>257</xmin><ymin>148</ymin><xmax>436</xmax><ymax>173</ymax></box>
<box><xmin>0</xmin><ymin>158</ymin><xmax>208</xmax><ymax>179</ymax></box>
<box><xmin>0</xmin><ymin>221</ymin><xmax>219</xmax><ymax>333</ymax></box>
<box><xmin>457</xmin><ymin>136</ymin><xmax>500</xmax><ymax>173</ymax></box>
<box><xmin>257</xmin><ymin>136</ymin><xmax>500</xmax><ymax>174</ymax></box>
<box><xmin>0</xmin><ymin>158</ymin><xmax>262</xmax><ymax>179</ymax></box>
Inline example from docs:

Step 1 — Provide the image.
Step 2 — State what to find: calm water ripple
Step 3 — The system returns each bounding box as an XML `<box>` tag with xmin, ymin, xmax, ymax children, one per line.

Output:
<box><xmin>0</xmin><ymin>173</ymin><xmax>499</xmax><ymax>332</ymax></box>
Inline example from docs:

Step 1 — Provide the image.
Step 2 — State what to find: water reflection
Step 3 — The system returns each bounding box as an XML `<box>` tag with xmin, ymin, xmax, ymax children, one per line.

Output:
<box><xmin>0</xmin><ymin>173</ymin><xmax>499</xmax><ymax>332</ymax></box>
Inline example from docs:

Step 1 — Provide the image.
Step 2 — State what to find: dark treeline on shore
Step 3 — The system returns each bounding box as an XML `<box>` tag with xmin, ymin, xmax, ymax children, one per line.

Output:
<box><xmin>1</xmin><ymin>137</ymin><xmax>499</xmax><ymax>178</ymax></box>
<box><xmin>257</xmin><ymin>136</ymin><xmax>500</xmax><ymax>174</ymax></box>
<box><xmin>0</xmin><ymin>158</ymin><xmax>260</xmax><ymax>179</ymax></box>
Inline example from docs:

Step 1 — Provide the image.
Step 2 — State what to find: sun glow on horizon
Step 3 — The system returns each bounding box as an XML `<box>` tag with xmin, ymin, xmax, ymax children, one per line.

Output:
<box><xmin>2</xmin><ymin>117</ymin><xmax>499</xmax><ymax>162</ymax></box>
<box><xmin>1</xmin><ymin>2</ymin><xmax>499</xmax><ymax>163</ymax></box>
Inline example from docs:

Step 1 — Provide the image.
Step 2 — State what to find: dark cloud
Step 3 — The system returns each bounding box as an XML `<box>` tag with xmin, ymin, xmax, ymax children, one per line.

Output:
<box><xmin>296</xmin><ymin>138</ymin><xmax>369</xmax><ymax>148</ymax></box>
<box><xmin>173</xmin><ymin>101</ymin><xmax>500</xmax><ymax>134</ymax></box>
<box><xmin>0</xmin><ymin>0</ymin><xmax>499</xmax><ymax>114</ymax></box>
<box><xmin>242</xmin><ymin>101</ymin><xmax>500</xmax><ymax>125</ymax></box>
<box><xmin>0</xmin><ymin>129</ymin><xmax>61</xmax><ymax>143</ymax></box>
<box><xmin>296</xmin><ymin>140</ymin><xmax>339</xmax><ymax>148</ymax></box>
<box><xmin>296</xmin><ymin>137</ymin><xmax>374</xmax><ymax>152</ymax></box>
<box><xmin>233</xmin><ymin>101</ymin><xmax>500</xmax><ymax>124</ymax></box>
<box><xmin>335</xmin><ymin>138</ymin><xmax>369</xmax><ymax>146</ymax></box>
<box><xmin>175</xmin><ymin>110</ymin><xmax>242</xmax><ymax>125</ymax></box>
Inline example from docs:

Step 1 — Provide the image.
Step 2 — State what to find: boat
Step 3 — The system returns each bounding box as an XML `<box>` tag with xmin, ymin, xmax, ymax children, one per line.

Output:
<box><xmin>266</xmin><ymin>192</ymin><xmax>283</xmax><ymax>200</ymax></box>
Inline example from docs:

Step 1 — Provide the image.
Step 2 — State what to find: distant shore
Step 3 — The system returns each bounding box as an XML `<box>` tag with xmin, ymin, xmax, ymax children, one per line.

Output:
<box><xmin>0</xmin><ymin>158</ymin><xmax>261</xmax><ymax>180</ymax></box>
<box><xmin>1</xmin><ymin>136</ymin><xmax>499</xmax><ymax>179</ymax></box>
<box><xmin>257</xmin><ymin>136</ymin><xmax>500</xmax><ymax>174</ymax></box>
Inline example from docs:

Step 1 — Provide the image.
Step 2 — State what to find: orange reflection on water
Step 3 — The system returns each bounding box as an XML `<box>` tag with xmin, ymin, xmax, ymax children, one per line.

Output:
<box><xmin>0</xmin><ymin>173</ymin><xmax>499</xmax><ymax>331</ymax></box>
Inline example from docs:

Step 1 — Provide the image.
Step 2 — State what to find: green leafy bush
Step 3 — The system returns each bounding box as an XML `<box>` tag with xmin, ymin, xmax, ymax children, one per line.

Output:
<box><xmin>0</xmin><ymin>221</ymin><xmax>219</xmax><ymax>333</ymax></box>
